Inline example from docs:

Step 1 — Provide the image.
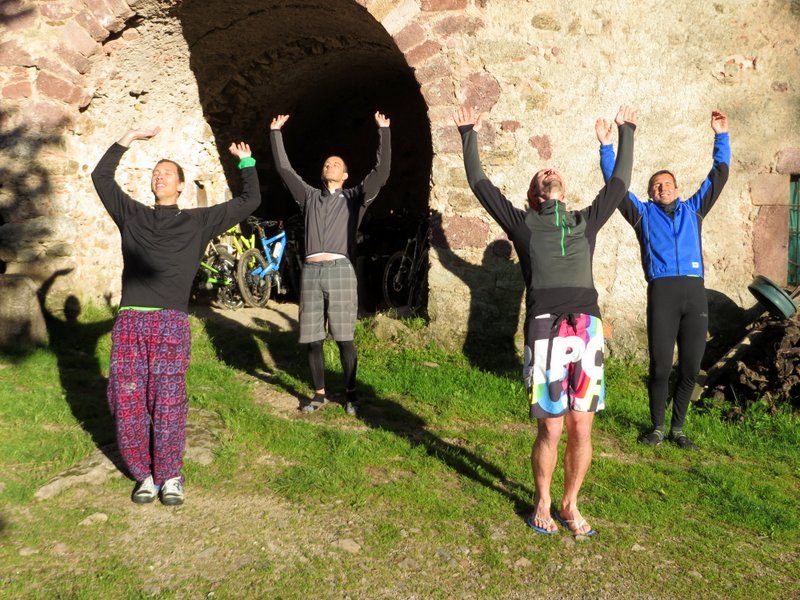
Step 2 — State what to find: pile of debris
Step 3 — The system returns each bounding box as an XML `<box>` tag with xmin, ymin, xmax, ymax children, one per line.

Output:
<box><xmin>700</xmin><ymin>312</ymin><xmax>800</xmax><ymax>417</ymax></box>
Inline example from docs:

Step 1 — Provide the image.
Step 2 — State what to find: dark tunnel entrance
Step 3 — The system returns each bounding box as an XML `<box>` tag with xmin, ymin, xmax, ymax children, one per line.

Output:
<box><xmin>177</xmin><ymin>0</ymin><xmax>433</xmax><ymax>313</ymax></box>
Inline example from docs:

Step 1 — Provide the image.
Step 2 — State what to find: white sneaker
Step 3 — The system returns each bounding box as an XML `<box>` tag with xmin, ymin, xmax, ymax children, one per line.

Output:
<box><xmin>131</xmin><ymin>475</ymin><xmax>159</xmax><ymax>504</ymax></box>
<box><xmin>160</xmin><ymin>477</ymin><xmax>185</xmax><ymax>506</ymax></box>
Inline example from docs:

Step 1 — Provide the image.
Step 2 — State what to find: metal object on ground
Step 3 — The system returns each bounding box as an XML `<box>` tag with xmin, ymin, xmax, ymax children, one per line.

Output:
<box><xmin>747</xmin><ymin>275</ymin><xmax>797</xmax><ymax>320</ymax></box>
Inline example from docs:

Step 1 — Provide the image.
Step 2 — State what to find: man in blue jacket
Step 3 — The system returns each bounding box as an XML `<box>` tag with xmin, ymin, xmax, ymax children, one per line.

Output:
<box><xmin>598</xmin><ymin>111</ymin><xmax>730</xmax><ymax>450</ymax></box>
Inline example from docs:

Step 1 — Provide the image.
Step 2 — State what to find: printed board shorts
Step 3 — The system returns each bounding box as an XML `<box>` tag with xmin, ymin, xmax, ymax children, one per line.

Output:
<box><xmin>299</xmin><ymin>258</ymin><xmax>357</xmax><ymax>343</ymax></box>
<box><xmin>523</xmin><ymin>313</ymin><xmax>605</xmax><ymax>419</ymax></box>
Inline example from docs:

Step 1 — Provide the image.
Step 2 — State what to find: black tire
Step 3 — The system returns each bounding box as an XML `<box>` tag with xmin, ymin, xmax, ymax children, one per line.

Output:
<box><xmin>236</xmin><ymin>247</ymin><xmax>271</xmax><ymax>307</ymax></box>
<box><xmin>382</xmin><ymin>250</ymin><xmax>412</xmax><ymax>309</ymax></box>
<box><xmin>208</xmin><ymin>244</ymin><xmax>244</xmax><ymax>309</ymax></box>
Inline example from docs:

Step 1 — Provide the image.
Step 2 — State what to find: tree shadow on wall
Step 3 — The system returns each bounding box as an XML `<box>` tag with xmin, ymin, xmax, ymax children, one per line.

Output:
<box><xmin>0</xmin><ymin>0</ymin><xmax>35</xmax><ymax>25</ymax></box>
<box><xmin>37</xmin><ymin>270</ymin><xmax>117</xmax><ymax>457</ymax></box>
<box><xmin>0</xmin><ymin>110</ymin><xmax>66</xmax><ymax>352</ymax></box>
<box><xmin>430</xmin><ymin>213</ymin><xmax>524</xmax><ymax>374</ymax></box>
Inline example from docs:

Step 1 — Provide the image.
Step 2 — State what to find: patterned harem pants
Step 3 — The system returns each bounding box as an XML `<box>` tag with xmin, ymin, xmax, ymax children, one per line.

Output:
<box><xmin>107</xmin><ymin>309</ymin><xmax>191</xmax><ymax>486</ymax></box>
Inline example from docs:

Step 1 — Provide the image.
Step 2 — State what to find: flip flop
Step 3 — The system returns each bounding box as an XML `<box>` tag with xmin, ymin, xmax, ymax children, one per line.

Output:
<box><xmin>526</xmin><ymin>512</ymin><xmax>558</xmax><ymax>535</ymax></box>
<box><xmin>553</xmin><ymin>512</ymin><xmax>597</xmax><ymax>537</ymax></box>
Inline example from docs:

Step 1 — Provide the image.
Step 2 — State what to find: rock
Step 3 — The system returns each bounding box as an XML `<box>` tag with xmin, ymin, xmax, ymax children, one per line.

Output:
<box><xmin>19</xmin><ymin>547</ymin><xmax>39</xmax><ymax>556</ymax></box>
<box><xmin>335</xmin><ymin>538</ymin><xmax>361</xmax><ymax>554</ymax></box>
<box><xmin>514</xmin><ymin>557</ymin><xmax>532</xmax><ymax>568</ymax></box>
<box><xmin>631</xmin><ymin>543</ymin><xmax>646</xmax><ymax>552</ymax></box>
<box><xmin>398</xmin><ymin>557</ymin><xmax>419</xmax><ymax>570</ymax></box>
<box><xmin>51</xmin><ymin>542</ymin><xmax>70</xmax><ymax>556</ymax></box>
<box><xmin>35</xmin><ymin>445</ymin><xmax>123</xmax><ymax>501</ymax></box>
<box><xmin>79</xmin><ymin>512</ymin><xmax>108</xmax><ymax>526</ymax></box>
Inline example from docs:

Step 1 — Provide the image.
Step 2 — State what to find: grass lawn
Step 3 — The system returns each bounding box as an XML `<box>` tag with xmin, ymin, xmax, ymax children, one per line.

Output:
<box><xmin>0</xmin><ymin>304</ymin><xmax>798</xmax><ymax>599</ymax></box>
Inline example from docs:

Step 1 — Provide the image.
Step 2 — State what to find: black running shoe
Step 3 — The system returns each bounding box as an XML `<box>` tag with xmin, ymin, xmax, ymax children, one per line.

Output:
<box><xmin>669</xmin><ymin>432</ymin><xmax>699</xmax><ymax>450</ymax></box>
<box><xmin>639</xmin><ymin>430</ymin><xmax>664</xmax><ymax>447</ymax></box>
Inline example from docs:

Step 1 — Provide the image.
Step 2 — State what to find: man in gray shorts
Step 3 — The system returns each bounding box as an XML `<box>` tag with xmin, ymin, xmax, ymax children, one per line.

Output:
<box><xmin>270</xmin><ymin>111</ymin><xmax>391</xmax><ymax>415</ymax></box>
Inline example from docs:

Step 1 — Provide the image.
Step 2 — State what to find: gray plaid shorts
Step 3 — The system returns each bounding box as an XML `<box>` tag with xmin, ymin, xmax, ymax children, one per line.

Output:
<box><xmin>299</xmin><ymin>258</ymin><xmax>358</xmax><ymax>343</ymax></box>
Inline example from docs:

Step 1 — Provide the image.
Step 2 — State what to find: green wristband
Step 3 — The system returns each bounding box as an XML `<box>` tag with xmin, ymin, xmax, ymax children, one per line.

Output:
<box><xmin>238</xmin><ymin>156</ymin><xmax>256</xmax><ymax>169</ymax></box>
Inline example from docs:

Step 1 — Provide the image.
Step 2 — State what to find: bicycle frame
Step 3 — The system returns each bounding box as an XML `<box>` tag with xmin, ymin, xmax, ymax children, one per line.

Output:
<box><xmin>248</xmin><ymin>227</ymin><xmax>287</xmax><ymax>280</ymax></box>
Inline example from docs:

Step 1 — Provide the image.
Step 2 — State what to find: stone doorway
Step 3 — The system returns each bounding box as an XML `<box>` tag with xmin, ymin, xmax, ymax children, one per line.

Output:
<box><xmin>177</xmin><ymin>0</ymin><xmax>432</xmax><ymax>310</ymax></box>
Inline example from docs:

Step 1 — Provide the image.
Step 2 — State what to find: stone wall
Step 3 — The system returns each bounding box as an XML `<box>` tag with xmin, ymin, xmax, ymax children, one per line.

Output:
<box><xmin>2</xmin><ymin>0</ymin><xmax>799</xmax><ymax>357</ymax></box>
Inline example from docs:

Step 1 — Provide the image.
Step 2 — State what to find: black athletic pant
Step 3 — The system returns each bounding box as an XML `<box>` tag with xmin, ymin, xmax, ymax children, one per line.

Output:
<box><xmin>646</xmin><ymin>277</ymin><xmax>707</xmax><ymax>432</ymax></box>
<box><xmin>308</xmin><ymin>340</ymin><xmax>357</xmax><ymax>393</ymax></box>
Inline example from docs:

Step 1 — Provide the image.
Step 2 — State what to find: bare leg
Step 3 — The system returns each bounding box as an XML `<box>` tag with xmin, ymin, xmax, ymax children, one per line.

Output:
<box><xmin>559</xmin><ymin>410</ymin><xmax>595</xmax><ymax>535</ymax></box>
<box><xmin>530</xmin><ymin>416</ymin><xmax>563</xmax><ymax>532</ymax></box>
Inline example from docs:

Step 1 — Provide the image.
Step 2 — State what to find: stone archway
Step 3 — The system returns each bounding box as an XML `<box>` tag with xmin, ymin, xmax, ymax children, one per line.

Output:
<box><xmin>176</xmin><ymin>0</ymin><xmax>433</xmax><ymax>310</ymax></box>
<box><xmin>177</xmin><ymin>0</ymin><xmax>432</xmax><ymax>223</ymax></box>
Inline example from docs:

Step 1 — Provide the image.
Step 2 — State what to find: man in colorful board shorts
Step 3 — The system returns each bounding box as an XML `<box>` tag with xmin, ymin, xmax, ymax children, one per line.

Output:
<box><xmin>454</xmin><ymin>104</ymin><xmax>636</xmax><ymax>537</ymax></box>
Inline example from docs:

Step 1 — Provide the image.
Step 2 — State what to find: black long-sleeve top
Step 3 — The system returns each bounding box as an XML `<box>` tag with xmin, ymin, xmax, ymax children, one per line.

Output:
<box><xmin>91</xmin><ymin>143</ymin><xmax>261</xmax><ymax>312</ymax></box>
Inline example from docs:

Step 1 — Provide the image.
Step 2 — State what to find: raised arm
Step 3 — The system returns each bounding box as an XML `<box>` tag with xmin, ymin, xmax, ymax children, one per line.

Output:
<box><xmin>91</xmin><ymin>127</ymin><xmax>161</xmax><ymax>225</ymax></box>
<box><xmin>608</xmin><ymin>105</ymin><xmax>636</xmax><ymax>189</ymax></box>
<box><xmin>686</xmin><ymin>110</ymin><xmax>730</xmax><ymax>215</ymax></box>
<box><xmin>200</xmin><ymin>141</ymin><xmax>261</xmax><ymax>235</ymax></box>
<box><xmin>453</xmin><ymin>106</ymin><xmax>524</xmax><ymax>233</ymax></box>
<box><xmin>269</xmin><ymin>114</ymin><xmax>312</xmax><ymax>208</ymax></box>
<box><xmin>360</xmin><ymin>111</ymin><xmax>392</xmax><ymax>205</ymax></box>
<box><xmin>585</xmin><ymin>105</ymin><xmax>637</xmax><ymax>228</ymax></box>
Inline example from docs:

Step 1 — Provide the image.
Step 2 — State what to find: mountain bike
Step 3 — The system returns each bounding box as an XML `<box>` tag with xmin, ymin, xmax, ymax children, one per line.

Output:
<box><xmin>236</xmin><ymin>218</ymin><xmax>287</xmax><ymax>307</ymax></box>
<box><xmin>192</xmin><ymin>224</ymin><xmax>255</xmax><ymax>309</ymax></box>
<box><xmin>382</xmin><ymin>215</ymin><xmax>430</xmax><ymax>313</ymax></box>
<box><xmin>193</xmin><ymin>242</ymin><xmax>244</xmax><ymax>309</ymax></box>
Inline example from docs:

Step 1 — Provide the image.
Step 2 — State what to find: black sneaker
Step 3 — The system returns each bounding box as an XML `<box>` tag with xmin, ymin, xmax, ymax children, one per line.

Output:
<box><xmin>670</xmin><ymin>432</ymin><xmax>699</xmax><ymax>450</ymax></box>
<box><xmin>301</xmin><ymin>393</ymin><xmax>327</xmax><ymax>413</ymax></box>
<box><xmin>344</xmin><ymin>390</ymin><xmax>359</xmax><ymax>416</ymax></box>
<box><xmin>639</xmin><ymin>429</ymin><xmax>664</xmax><ymax>447</ymax></box>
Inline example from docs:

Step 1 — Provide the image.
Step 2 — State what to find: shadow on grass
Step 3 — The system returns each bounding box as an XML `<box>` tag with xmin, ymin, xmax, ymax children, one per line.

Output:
<box><xmin>37</xmin><ymin>270</ymin><xmax>120</xmax><ymax>466</ymax></box>
<box><xmin>199</xmin><ymin>304</ymin><xmax>534</xmax><ymax>519</ymax></box>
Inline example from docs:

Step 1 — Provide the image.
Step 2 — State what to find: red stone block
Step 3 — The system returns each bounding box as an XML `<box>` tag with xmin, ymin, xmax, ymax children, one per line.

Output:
<box><xmin>394</xmin><ymin>23</ymin><xmax>426</xmax><ymax>52</ymax></box>
<box><xmin>75</xmin><ymin>9</ymin><xmax>110</xmax><ymax>41</ymax></box>
<box><xmin>433</xmin><ymin>15</ymin><xmax>483</xmax><ymax>36</ymax></box>
<box><xmin>2</xmin><ymin>81</ymin><xmax>32</xmax><ymax>100</ymax></box>
<box><xmin>462</xmin><ymin>72</ymin><xmax>501</xmax><ymax>113</ymax></box>
<box><xmin>406</xmin><ymin>40</ymin><xmax>442</xmax><ymax>67</ymax></box>
<box><xmin>528</xmin><ymin>134</ymin><xmax>552</xmax><ymax>160</ymax></box>
<box><xmin>40</xmin><ymin>3</ymin><xmax>76</xmax><ymax>21</ymax></box>
<box><xmin>36</xmin><ymin>57</ymin><xmax>82</xmax><ymax>84</ymax></box>
<box><xmin>776</xmin><ymin>148</ymin><xmax>800</xmax><ymax>174</ymax></box>
<box><xmin>501</xmin><ymin>120</ymin><xmax>520</xmax><ymax>132</ymax></box>
<box><xmin>3</xmin><ymin>0</ymin><xmax>37</xmax><ymax>32</ymax></box>
<box><xmin>0</xmin><ymin>40</ymin><xmax>34</xmax><ymax>67</ymax></box>
<box><xmin>55</xmin><ymin>46</ymin><xmax>92</xmax><ymax>74</ymax></box>
<box><xmin>413</xmin><ymin>55</ymin><xmax>451</xmax><ymax>85</ymax></box>
<box><xmin>122</xmin><ymin>28</ymin><xmax>140</xmax><ymax>41</ymax></box>
<box><xmin>21</xmin><ymin>101</ymin><xmax>72</xmax><ymax>130</ymax></box>
<box><xmin>421</xmin><ymin>0</ymin><xmax>468</xmax><ymax>11</ymax></box>
<box><xmin>421</xmin><ymin>78</ymin><xmax>455</xmax><ymax>108</ymax></box>
<box><xmin>36</xmin><ymin>71</ymin><xmax>82</xmax><ymax>104</ymax></box>
<box><xmin>749</xmin><ymin>173</ymin><xmax>789</xmax><ymax>206</ymax></box>
<box><xmin>103</xmin><ymin>0</ymin><xmax>135</xmax><ymax>22</ymax></box>
<box><xmin>60</xmin><ymin>21</ymin><xmax>100</xmax><ymax>57</ymax></box>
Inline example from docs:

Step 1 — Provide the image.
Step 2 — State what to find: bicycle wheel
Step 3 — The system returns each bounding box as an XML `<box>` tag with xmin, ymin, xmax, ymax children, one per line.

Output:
<box><xmin>236</xmin><ymin>247</ymin><xmax>271</xmax><ymax>307</ymax></box>
<box><xmin>382</xmin><ymin>250</ymin><xmax>412</xmax><ymax>309</ymax></box>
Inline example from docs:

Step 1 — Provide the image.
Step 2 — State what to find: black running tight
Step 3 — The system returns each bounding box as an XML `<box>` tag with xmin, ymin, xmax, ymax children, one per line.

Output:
<box><xmin>307</xmin><ymin>340</ymin><xmax>358</xmax><ymax>392</ymax></box>
<box><xmin>646</xmin><ymin>277</ymin><xmax>708</xmax><ymax>432</ymax></box>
